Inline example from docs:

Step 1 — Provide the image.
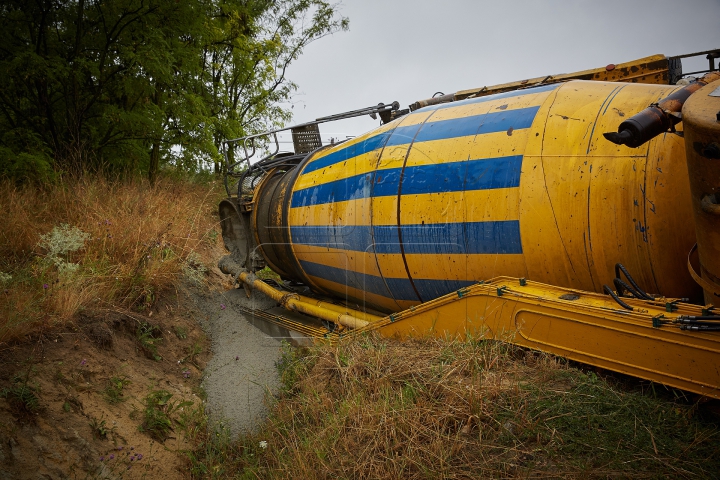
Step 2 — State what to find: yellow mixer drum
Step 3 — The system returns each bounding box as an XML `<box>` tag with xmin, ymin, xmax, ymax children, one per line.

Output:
<box><xmin>258</xmin><ymin>80</ymin><xmax>697</xmax><ymax>312</ymax></box>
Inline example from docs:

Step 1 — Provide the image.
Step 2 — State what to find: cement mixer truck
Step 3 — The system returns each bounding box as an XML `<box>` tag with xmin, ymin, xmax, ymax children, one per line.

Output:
<box><xmin>218</xmin><ymin>50</ymin><xmax>720</xmax><ymax>398</ymax></box>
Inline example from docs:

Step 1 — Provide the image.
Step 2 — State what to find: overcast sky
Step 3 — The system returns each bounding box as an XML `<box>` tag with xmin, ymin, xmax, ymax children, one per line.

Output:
<box><xmin>272</xmin><ymin>0</ymin><xmax>719</xmax><ymax>147</ymax></box>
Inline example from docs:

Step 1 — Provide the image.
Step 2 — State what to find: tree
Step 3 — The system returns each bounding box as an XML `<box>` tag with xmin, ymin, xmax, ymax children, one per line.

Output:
<box><xmin>0</xmin><ymin>0</ymin><xmax>348</xmax><ymax>182</ymax></box>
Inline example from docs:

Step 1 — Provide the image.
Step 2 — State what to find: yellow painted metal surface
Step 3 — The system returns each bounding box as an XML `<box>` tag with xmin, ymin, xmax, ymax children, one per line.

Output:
<box><xmin>362</xmin><ymin>277</ymin><xmax>720</xmax><ymax>398</ymax></box>
<box><xmin>682</xmin><ymin>79</ymin><xmax>720</xmax><ymax>306</ymax></box>
<box><xmin>286</xmin><ymin>80</ymin><xmax>698</xmax><ymax>313</ymax></box>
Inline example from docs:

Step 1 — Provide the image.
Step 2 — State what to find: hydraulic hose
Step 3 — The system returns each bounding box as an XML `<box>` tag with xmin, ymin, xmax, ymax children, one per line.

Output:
<box><xmin>613</xmin><ymin>277</ymin><xmax>644</xmax><ymax>299</ymax></box>
<box><xmin>603</xmin><ymin>285</ymin><xmax>634</xmax><ymax>311</ymax></box>
<box><xmin>676</xmin><ymin>315</ymin><xmax>720</xmax><ymax>322</ymax></box>
<box><xmin>680</xmin><ymin>324</ymin><xmax>720</xmax><ymax>332</ymax></box>
<box><xmin>614</xmin><ymin>263</ymin><xmax>653</xmax><ymax>300</ymax></box>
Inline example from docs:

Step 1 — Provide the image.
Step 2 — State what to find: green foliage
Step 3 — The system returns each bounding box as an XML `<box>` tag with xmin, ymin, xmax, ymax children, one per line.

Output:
<box><xmin>518</xmin><ymin>370</ymin><xmax>720</xmax><ymax>472</ymax></box>
<box><xmin>136</xmin><ymin>322</ymin><xmax>162</xmax><ymax>361</ymax></box>
<box><xmin>173</xmin><ymin>325</ymin><xmax>188</xmax><ymax>340</ymax></box>
<box><xmin>1</xmin><ymin>368</ymin><xmax>40</xmax><ymax>415</ymax></box>
<box><xmin>0</xmin><ymin>0</ymin><xmax>348</xmax><ymax>181</ymax></box>
<box><xmin>103</xmin><ymin>376</ymin><xmax>132</xmax><ymax>404</ymax></box>
<box><xmin>275</xmin><ymin>341</ymin><xmax>315</xmax><ymax>393</ymax></box>
<box><xmin>255</xmin><ymin>266</ymin><xmax>281</xmax><ymax>281</ymax></box>
<box><xmin>183</xmin><ymin>342</ymin><xmax>204</xmax><ymax>367</ymax></box>
<box><xmin>140</xmin><ymin>389</ymin><xmax>193</xmax><ymax>441</ymax></box>
<box><xmin>89</xmin><ymin>417</ymin><xmax>116</xmax><ymax>440</ymax></box>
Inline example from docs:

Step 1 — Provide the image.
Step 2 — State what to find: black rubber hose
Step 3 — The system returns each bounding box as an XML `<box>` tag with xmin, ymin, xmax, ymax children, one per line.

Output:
<box><xmin>613</xmin><ymin>277</ymin><xmax>643</xmax><ymax>299</ymax></box>
<box><xmin>603</xmin><ymin>285</ymin><xmax>634</xmax><ymax>310</ymax></box>
<box><xmin>678</xmin><ymin>315</ymin><xmax>720</xmax><ymax>321</ymax></box>
<box><xmin>676</xmin><ymin>318</ymin><xmax>720</xmax><ymax>326</ymax></box>
<box><xmin>615</xmin><ymin>263</ymin><xmax>653</xmax><ymax>300</ymax></box>
<box><xmin>680</xmin><ymin>324</ymin><xmax>720</xmax><ymax>332</ymax></box>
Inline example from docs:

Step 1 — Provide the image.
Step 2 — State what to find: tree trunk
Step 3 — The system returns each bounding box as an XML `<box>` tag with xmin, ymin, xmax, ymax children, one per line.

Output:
<box><xmin>148</xmin><ymin>84</ymin><xmax>161</xmax><ymax>184</ymax></box>
<box><xmin>149</xmin><ymin>141</ymin><xmax>160</xmax><ymax>185</ymax></box>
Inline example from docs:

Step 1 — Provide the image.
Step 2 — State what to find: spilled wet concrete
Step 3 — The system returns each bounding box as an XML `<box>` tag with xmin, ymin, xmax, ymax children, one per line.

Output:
<box><xmin>190</xmin><ymin>286</ymin><xmax>283</xmax><ymax>437</ymax></box>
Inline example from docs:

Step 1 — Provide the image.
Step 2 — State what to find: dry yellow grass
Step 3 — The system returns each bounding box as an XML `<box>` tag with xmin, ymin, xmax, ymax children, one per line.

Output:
<box><xmin>0</xmin><ymin>176</ymin><xmax>223</xmax><ymax>344</ymax></box>
<box><xmin>192</xmin><ymin>334</ymin><xmax>720</xmax><ymax>479</ymax></box>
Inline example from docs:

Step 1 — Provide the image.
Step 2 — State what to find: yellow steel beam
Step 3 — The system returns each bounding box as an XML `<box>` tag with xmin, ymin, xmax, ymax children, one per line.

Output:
<box><xmin>353</xmin><ymin>277</ymin><xmax>720</xmax><ymax>398</ymax></box>
<box><xmin>411</xmin><ymin>54</ymin><xmax>674</xmax><ymax>110</ymax></box>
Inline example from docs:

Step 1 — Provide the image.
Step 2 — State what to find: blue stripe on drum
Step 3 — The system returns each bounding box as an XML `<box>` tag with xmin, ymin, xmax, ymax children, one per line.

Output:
<box><xmin>290</xmin><ymin>221</ymin><xmax>522</xmax><ymax>255</ymax></box>
<box><xmin>386</xmin><ymin>106</ymin><xmax>539</xmax><ymax>147</ymax></box>
<box><xmin>299</xmin><ymin>259</ymin><xmax>415</xmax><ymax>301</ymax></box>
<box><xmin>300</xmin><ymin>104</ymin><xmax>540</xmax><ymax>176</ymax></box>
<box><xmin>301</xmin><ymin>131</ymin><xmax>393</xmax><ymax>175</ymax></box>
<box><xmin>291</xmin><ymin>155</ymin><xmax>523</xmax><ymax>208</ymax></box>
<box><xmin>298</xmin><ymin>260</ymin><xmax>477</xmax><ymax>303</ymax></box>
<box><xmin>412</xmin><ymin>279</ymin><xmax>476</xmax><ymax>302</ymax></box>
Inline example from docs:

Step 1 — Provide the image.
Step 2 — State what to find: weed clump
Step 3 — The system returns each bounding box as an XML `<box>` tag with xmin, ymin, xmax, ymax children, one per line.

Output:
<box><xmin>103</xmin><ymin>376</ymin><xmax>131</xmax><ymax>404</ymax></box>
<box><xmin>136</xmin><ymin>322</ymin><xmax>163</xmax><ymax>361</ymax></box>
<box><xmin>140</xmin><ymin>389</ymin><xmax>192</xmax><ymax>441</ymax></box>
<box><xmin>1</xmin><ymin>367</ymin><xmax>40</xmax><ymax>416</ymax></box>
<box><xmin>38</xmin><ymin>223</ymin><xmax>90</xmax><ymax>278</ymax></box>
<box><xmin>89</xmin><ymin>417</ymin><xmax>116</xmax><ymax>440</ymax></box>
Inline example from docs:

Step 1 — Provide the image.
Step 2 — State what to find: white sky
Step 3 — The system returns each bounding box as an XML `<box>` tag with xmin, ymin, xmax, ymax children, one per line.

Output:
<box><xmin>273</xmin><ymin>0</ymin><xmax>720</xmax><ymax>148</ymax></box>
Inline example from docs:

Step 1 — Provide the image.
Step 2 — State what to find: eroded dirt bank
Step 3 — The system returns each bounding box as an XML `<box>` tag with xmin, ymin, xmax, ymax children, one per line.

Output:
<box><xmin>0</xmin><ymin>274</ymin><xmax>282</xmax><ymax>479</ymax></box>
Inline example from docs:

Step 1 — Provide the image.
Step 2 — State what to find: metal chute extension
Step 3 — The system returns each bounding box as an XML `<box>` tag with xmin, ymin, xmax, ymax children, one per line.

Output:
<box><xmin>603</xmin><ymin>71</ymin><xmax>720</xmax><ymax>148</ymax></box>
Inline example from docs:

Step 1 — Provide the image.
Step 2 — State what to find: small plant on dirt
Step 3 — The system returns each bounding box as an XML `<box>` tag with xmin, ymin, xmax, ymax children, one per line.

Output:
<box><xmin>140</xmin><ymin>389</ymin><xmax>192</xmax><ymax>441</ymax></box>
<box><xmin>89</xmin><ymin>417</ymin><xmax>116</xmax><ymax>440</ymax></box>
<box><xmin>37</xmin><ymin>223</ymin><xmax>90</xmax><ymax>278</ymax></box>
<box><xmin>182</xmin><ymin>251</ymin><xmax>207</xmax><ymax>285</ymax></box>
<box><xmin>104</xmin><ymin>376</ymin><xmax>131</xmax><ymax>404</ymax></box>
<box><xmin>173</xmin><ymin>325</ymin><xmax>187</xmax><ymax>339</ymax></box>
<box><xmin>136</xmin><ymin>322</ymin><xmax>162</xmax><ymax>361</ymax></box>
<box><xmin>0</xmin><ymin>271</ymin><xmax>11</xmax><ymax>283</ymax></box>
<box><xmin>1</xmin><ymin>367</ymin><xmax>40</xmax><ymax>415</ymax></box>
<box><xmin>181</xmin><ymin>342</ymin><xmax>203</xmax><ymax>366</ymax></box>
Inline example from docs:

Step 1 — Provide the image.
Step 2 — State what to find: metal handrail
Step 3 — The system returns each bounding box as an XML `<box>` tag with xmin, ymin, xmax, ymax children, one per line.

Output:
<box><xmin>222</xmin><ymin>101</ymin><xmax>400</xmax><ymax>196</ymax></box>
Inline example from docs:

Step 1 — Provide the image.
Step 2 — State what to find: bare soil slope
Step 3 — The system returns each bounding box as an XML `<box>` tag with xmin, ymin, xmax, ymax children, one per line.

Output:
<box><xmin>0</xmin><ymin>265</ymin><xmax>281</xmax><ymax>479</ymax></box>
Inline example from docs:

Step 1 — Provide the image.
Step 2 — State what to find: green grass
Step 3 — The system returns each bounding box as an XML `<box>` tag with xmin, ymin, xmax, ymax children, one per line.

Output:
<box><xmin>174</xmin><ymin>325</ymin><xmax>188</xmax><ymax>339</ymax></box>
<box><xmin>89</xmin><ymin>417</ymin><xmax>116</xmax><ymax>440</ymax></box>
